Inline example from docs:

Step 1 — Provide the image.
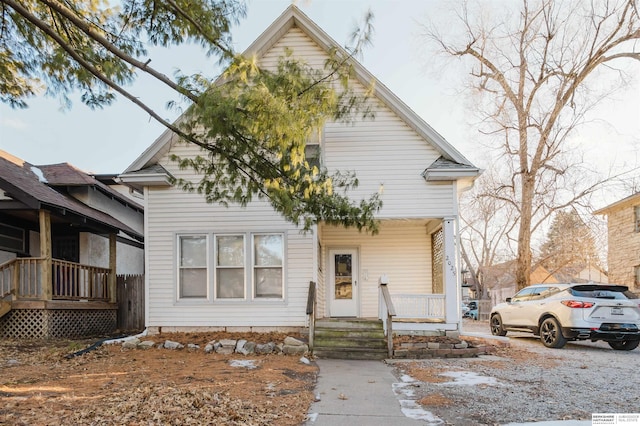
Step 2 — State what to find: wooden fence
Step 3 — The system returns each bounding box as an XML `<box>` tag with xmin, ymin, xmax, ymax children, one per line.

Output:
<box><xmin>117</xmin><ymin>274</ymin><xmax>145</xmax><ymax>332</ymax></box>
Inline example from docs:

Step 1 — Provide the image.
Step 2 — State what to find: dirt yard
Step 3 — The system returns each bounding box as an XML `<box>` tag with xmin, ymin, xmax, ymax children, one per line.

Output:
<box><xmin>0</xmin><ymin>332</ymin><xmax>318</xmax><ymax>425</ymax></box>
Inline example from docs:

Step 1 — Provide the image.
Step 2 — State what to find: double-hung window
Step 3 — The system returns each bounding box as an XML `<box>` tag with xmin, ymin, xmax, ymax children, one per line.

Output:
<box><xmin>178</xmin><ymin>235</ymin><xmax>208</xmax><ymax>298</ymax></box>
<box><xmin>253</xmin><ymin>234</ymin><xmax>284</xmax><ymax>299</ymax></box>
<box><xmin>216</xmin><ymin>235</ymin><xmax>245</xmax><ymax>299</ymax></box>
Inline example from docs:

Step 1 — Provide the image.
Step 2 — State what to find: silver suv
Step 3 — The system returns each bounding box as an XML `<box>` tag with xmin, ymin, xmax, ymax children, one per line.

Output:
<box><xmin>490</xmin><ymin>283</ymin><xmax>640</xmax><ymax>350</ymax></box>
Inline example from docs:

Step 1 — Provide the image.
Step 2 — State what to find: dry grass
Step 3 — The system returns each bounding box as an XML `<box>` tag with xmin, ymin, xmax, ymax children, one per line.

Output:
<box><xmin>0</xmin><ymin>333</ymin><xmax>317</xmax><ymax>425</ymax></box>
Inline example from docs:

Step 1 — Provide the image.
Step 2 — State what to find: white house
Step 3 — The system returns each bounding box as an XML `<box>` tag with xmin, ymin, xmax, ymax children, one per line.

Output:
<box><xmin>120</xmin><ymin>6</ymin><xmax>479</xmax><ymax>338</ymax></box>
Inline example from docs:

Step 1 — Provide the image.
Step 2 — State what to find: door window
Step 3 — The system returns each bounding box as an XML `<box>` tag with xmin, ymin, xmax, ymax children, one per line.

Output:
<box><xmin>334</xmin><ymin>254</ymin><xmax>352</xmax><ymax>300</ymax></box>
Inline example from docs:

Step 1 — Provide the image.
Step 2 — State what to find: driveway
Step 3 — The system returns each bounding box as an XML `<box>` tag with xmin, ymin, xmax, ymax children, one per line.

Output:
<box><xmin>388</xmin><ymin>320</ymin><xmax>639</xmax><ymax>425</ymax></box>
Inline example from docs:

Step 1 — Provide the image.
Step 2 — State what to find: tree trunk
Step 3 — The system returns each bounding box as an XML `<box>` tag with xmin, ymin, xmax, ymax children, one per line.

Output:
<box><xmin>515</xmin><ymin>172</ymin><xmax>535</xmax><ymax>291</ymax></box>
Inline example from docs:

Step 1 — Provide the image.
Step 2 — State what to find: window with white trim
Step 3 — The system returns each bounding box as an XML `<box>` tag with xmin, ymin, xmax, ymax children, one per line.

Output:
<box><xmin>253</xmin><ymin>234</ymin><xmax>284</xmax><ymax>298</ymax></box>
<box><xmin>178</xmin><ymin>235</ymin><xmax>208</xmax><ymax>298</ymax></box>
<box><xmin>215</xmin><ymin>235</ymin><xmax>245</xmax><ymax>299</ymax></box>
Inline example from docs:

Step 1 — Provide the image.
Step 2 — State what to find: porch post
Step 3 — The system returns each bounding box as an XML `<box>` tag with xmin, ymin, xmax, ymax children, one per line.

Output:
<box><xmin>39</xmin><ymin>210</ymin><xmax>52</xmax><ymax>300</ymax></box>
<box><xmin>109</xmin><ymin>233</ymin><xmax>117</xmax><ymax>303</ymax></box>
<box><xmin>442</xmin><ymin>218</ymin><xmax>459</xmax><ymax>324</ymax></box>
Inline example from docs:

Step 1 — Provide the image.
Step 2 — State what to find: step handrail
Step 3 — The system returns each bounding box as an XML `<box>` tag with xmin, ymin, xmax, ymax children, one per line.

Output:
<box><xmin>306</xmin><ymin>281</ymin><xmax>316</xmax><ymax>351</ymax></box>
<box><xmin>378</xmin><ymin>276</ymin><xmax>396</xmax><ymax>358</ymax></box>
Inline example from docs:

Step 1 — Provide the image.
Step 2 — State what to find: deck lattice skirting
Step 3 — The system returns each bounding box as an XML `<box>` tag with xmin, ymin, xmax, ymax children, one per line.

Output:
<box><xmin>0</xmin><ymin>308</ymin><xmax>116</xmax><ymax>339</ymax></box>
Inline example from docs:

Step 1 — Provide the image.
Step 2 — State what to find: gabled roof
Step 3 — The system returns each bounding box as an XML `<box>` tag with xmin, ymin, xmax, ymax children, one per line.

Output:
<box><xmin>0</xmin><ymin>150</ymin><xmax>143</xmax><ymax>241</ymax></box>
<box><xmin>593</xmin><ymin>192</ymin><xmax>640</xmax><ymax>215</ymax></box>
<box><xmin>422</xmin><ymin>157</ymin><xmax>480</xmax><ymax>181</ymax></box>
<box><xmin>123</xmin><ymin>5</ymin><xmax>478</xmax><ymax>175</ymax></box>
<box><xmin>37</xmin><ymin>162</ymin><xmax>143</xmax><ymax>212</ymax></box>
<box><xmin>118</xmin><ymin>165</ymin><xmax>173</xmax><ymax>192</ymax></box>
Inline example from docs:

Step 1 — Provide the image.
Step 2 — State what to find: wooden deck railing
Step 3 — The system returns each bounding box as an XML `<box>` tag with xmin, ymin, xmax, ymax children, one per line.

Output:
<box><xmin>0</xmin><ymin>258</ymin><xmax>43</xmax><ymax>299</ymax></box>
<box><xmin>306</xmin><ymin>281</ymin><xmax>317</xmax><ymax>351</ymax></box>
<box><xmin>52</xmin><ymin>259</ymin><xmax>111</xmax><ymax>300</ymax></box>
<box><xmin>0</xmin><ymin>257</ymin><xmax>111</xmax><ymax>301</ymax></box>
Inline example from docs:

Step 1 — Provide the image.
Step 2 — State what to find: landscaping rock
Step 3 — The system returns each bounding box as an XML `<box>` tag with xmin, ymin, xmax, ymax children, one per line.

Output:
<box><xmin>122</xmin><ymin>338</ymin><xmax>141</xmax><ymax>349</ymax></box>
<box><xmin>138</xmin><ymin>341</ymin><xmax>155</xmax><ymax>350</ymax></box>
<box><xmin>164</xmin><ymin>340</ymin><xmax>184</xmax><ymax>350</ymax></box>
<box><xmin>255</xmin><ymin>342</ymin><xmax>275</xmax><ymax>354</ymax></box>
<box><xmin>284</xmin><ymin>336</ymin><xmax>305</xmax><ymax>346</ymax></box>
<box><xmin>204</xmin><ymin>340</ymin><xmax>216</xmax><ymax>353</ymax></box>
<box><xmin>282</xmin><ymin>343</ymin><xmax>308</xmax><ymax>355</ymax></box>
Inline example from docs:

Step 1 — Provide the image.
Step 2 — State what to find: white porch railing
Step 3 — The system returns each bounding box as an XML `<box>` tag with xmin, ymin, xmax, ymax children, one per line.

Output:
<box><xmin>390</xmin><ymin>294</ymin><xmax>446</xmax><ymax>320</ymax></box>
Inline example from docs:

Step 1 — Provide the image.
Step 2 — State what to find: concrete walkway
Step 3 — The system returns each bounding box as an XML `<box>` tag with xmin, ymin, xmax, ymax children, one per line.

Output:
<box><xmin>304</xmin><ymin>359</ymin><xmax>435</xmax><ymax>425</ymax></box>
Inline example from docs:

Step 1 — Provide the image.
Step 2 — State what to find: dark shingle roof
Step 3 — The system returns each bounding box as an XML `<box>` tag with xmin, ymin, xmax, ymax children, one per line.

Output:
<box><xmin>0</xmin><ymin>150</ymin><xmax>142</xmax><ymax>240</ymax></box>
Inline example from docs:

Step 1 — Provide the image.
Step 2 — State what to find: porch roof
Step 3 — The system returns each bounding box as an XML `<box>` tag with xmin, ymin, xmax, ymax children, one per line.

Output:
<box><xmin>0</xmin><ymin>150</ymin><xmax>143</xmax><ymax>241</ymax></box>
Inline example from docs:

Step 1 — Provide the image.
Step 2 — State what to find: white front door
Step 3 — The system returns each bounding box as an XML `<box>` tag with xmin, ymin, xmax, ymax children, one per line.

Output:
<box><xmin>329</xmin><ymin>249</ymin><xmax>358</xmax><ymax>317</ymax></box>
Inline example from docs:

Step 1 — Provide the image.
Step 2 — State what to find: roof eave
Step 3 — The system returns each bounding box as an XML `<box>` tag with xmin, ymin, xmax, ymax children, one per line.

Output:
<box><xmin>593</xmin><ymin>193</ymin><xmax>640</xmax><ymax>215</ymax></box>
<box><xmin>422</xmin><ymin>169</ymin><xmax>480</xmax><ymax>182</ymax></box>
<box><xmin>118</xmin><ymin>172</ymin><xmax>173</xmax><ymax>192</ymax></box>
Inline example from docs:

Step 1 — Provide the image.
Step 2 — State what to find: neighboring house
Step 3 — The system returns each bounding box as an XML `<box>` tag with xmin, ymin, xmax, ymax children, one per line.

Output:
<box><xmin>119</xmin><ymin>6</ymin><xmax>479</xmax><ymax>338</ymax></box>
<box><xmin>0</xmin><ymin>150</ymin><xmax>144</xmax><ymax>338</ymax></box>
<box><xmin>484</xmin><ymin>262</ymin><xmax>559</xmax><ymax>307</ymax></box>
<box><xmin>594</xmin><ymin>192</ymin><xmax>640</xmax><ymax>291</ymax></box>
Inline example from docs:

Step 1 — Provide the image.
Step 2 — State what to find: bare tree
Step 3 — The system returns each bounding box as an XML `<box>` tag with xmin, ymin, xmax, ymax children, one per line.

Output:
<box><xmin>460</xmin><ymin>168</ymin><xmax>519</xmax><ymax>297</ymax></box>
<box><xmin>424</xmin><ymin>0</ymin><xmax>640</xmax><ymax>290</ymax></box>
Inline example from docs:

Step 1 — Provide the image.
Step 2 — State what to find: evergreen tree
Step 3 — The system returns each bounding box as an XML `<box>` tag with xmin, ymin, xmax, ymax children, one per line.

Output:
<box><xmin>1</xmin><ymin>1</ymin><xmax>381</xmax><ymax>232</ymax></box>
<box><xmin>538</xmin><ymin>210</ymin><xmax>601</xmax><ymax>280</ymax></box>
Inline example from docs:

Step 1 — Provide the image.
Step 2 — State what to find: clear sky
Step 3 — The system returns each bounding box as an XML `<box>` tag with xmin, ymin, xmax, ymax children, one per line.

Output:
<box><xmin>0</xmin><ymin>0</ymin><xmax>638</xmax><ymax>206</ymax></box>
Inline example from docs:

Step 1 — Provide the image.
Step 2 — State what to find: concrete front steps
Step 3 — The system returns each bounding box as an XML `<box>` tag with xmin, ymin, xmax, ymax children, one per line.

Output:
<box><xmin>312</xmin><ymin>318</ymin><xmax>389</xmax><ymax>360</ymax></box>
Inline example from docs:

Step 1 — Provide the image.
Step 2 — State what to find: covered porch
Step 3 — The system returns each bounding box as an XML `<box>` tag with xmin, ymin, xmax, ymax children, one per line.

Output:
<box><xmin>0</xmin><ymin>208</ymin><xmax>130</xmax><ymax>339</ymax></box>
<box><xmin>308</xmin><ymin>218</ymin><xmax>463</xmax><ymax>357</ymax></box>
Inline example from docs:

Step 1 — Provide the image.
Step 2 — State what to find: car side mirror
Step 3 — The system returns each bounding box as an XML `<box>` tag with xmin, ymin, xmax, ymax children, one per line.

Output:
<box><xmin>506</xmin><ymin>297</ymin><xmax>512</xmax><ymax>303</ymax></box>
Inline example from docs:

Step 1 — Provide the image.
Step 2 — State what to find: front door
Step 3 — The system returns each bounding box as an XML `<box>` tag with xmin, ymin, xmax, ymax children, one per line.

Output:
<box><xmin>329</xmin><ymin>249</ymin><xmax>358</xmax><ymax>317</ymax></box>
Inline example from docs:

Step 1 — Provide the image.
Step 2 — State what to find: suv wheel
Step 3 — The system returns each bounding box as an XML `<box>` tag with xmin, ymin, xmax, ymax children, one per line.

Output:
<box><xmin>608</xmin><ymin>340</ymin><xmax>640</xmax><ymax>351</ymax></box>
<box><xmin>490</xmin><ymin>314</ymin><xmax>507</xmax><ymax>336</ymax></box>
<box><xmin>540</xmin><ymin>317</ymin><xmax>567</xmax><ymax>348</ymax></box>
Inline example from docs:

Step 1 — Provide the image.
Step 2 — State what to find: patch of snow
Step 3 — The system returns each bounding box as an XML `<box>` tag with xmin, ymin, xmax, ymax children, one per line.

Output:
<box><xmin>438</xmin><ymin>371</ymin><xmax>502</xmax><ymax>386</ymax></box>
<box><xmin>399</xmin><ymin>374</ymin><xmax>417</xmax><ymax>383</ymax></box>
<box><xmin>398</xmin><ymin>399</ymin><xmax>444</xmax><ymax>423</ymax></box>
<box><xmin>392</xmin><ymin>378</ymin><xmax>443</xmax><ymax>424</ymax></box>
<box><xmin>305</xmin><ymin>412</ymin><xmax>318</xmax><ymax>422</ymax></box>
<box><xmin>30</xmin><ymin>166</ymin><xmax>48</xmax><ymax>183</ymax></box>
<box><xmin>392</xmin><ymin>382</ymin><xmax>416</xmax><ymax>398</ymax></box>
<box><xmin>229</xmin><ymin>359</ymin><xmax>257</xmax><ymax>369</ymax></box>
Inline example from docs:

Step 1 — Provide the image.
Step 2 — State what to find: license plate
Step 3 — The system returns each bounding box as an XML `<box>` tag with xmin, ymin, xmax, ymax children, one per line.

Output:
<box><xmin>611</xmin><ymin>307</ymin><xmax>623</xmax><ymax>315</ymax></box>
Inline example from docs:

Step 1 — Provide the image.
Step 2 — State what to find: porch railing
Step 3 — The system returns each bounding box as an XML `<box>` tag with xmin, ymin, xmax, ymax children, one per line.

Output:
<box><xmin>378</xmin><ymin>277</ymin><xmax>396</xmax><ymax>358</ymax></box>
<box><xmin>306</xmin><ymin>281</ymin><xmax>316</xmax><ymax>351</ymax></box>
<box><xmin>1</xmin><ymin>257</ymin><xmax>43</xmax><ymax>299</ymax></box>
<box><xmin>391</xmin><ymin>294</ymin><xmax>446</xmax><ymax>320</ymax></box>
<box><xmin>52</xmin><ymin>259</ymin><xmax>110</xmax><ymax>300</ymax></box>
<box><xmin>0</xmin><ymin>257</ymin><xmax>111</xmax><ymax>301</ymax></box>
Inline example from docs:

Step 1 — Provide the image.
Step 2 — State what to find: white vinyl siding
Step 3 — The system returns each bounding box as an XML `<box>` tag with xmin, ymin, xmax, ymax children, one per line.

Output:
<box><xmin>145</xmin><ymin>183</ymin><xmax>314</xmax><ymax>327</ymax></box>
<box><xmin>261</xmin><ymin>28</ymin><xmax>456</xmax><ymax>218</ymax></box>
<box><xmin>142</xmin><ymin>24</ymin><xmax>459</xmax><ymax>328</ymax></box>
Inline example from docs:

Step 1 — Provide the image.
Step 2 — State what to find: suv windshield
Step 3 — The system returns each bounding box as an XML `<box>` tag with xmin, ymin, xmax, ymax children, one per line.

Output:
<box><xmin>568</xmin><ymin>285</ymin><xmax>637</xmax><ymax>300</ymax></box>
